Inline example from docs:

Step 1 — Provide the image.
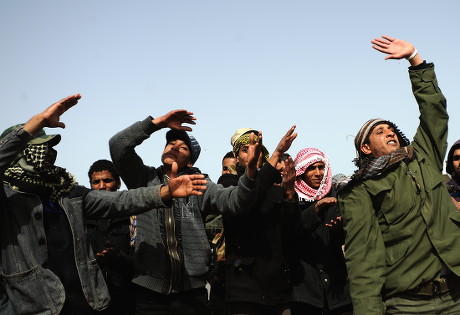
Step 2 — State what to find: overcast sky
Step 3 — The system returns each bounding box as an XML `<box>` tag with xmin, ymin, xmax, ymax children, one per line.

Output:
<box><xmin>2</xmin><ymin>0</ymin><xmax>460</xmax><ymax>186</ymax></box>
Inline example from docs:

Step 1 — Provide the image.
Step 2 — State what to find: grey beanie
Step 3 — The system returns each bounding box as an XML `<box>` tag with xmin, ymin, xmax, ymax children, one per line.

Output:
<box><xmin>355</xmin><ymin>118</ymin><xmax>410</xmax><ymax>158</ymax></box>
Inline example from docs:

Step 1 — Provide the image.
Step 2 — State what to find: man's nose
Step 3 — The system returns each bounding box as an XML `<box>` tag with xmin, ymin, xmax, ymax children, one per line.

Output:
<box><xmin>96</xmin><ymin>182</ymin><xmax>106</xmax><ymax>190</ymax></box>
<box><xmin>387</xmin><ymin>130</ymin><xmax>396</xmax><ymax>137</ymax></box>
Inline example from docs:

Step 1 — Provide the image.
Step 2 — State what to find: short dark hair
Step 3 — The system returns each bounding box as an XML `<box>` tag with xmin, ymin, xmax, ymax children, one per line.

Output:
<box><xmin>88</xmin><ymin>159</ymin><xmax>121</xmax><ymax>185</ymax></box>
<box><xmin>222</xmin><ymin>151</ymin><xmax>235</xmax><ymax>162</ymax></box>
<box><xmin>278</xmin><ymin>153</ymin><xmax>290</xmax><ymax>163</ymax></box>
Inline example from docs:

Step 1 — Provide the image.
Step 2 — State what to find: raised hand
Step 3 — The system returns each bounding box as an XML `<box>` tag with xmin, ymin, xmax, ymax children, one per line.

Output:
<box><xmin>23</xmin><ymin>94</ymin><xmax>81</xmax><ymax>135</ymax></box>
<box><xmin>268</xmin><ymin>125</ymin><xmax>297</xmax><ymax>167</ymax></box>
<box><xmin>281</xmin><ymin>156</ymin><xmax>297</xmax><ymax>202</ymax></box>
<box><xmin>245</xmin><ymin>131</ymin><xmax>262</xmax><ymax>179</ymax></box>
<box><xmin>163</xmin><ymin>161</ymin><xmax>207</xmax><ymax>200</ymax></box>
<box><xmin>371</xmin><ymin>35</ymin><xmax>424</xmax><ymax>68</ymax></box>
<box><xmin>152</xmin><ymin>110</ymin><xmax>196</xmax><ymax>131</ymax></box>
<box><xmin>371</xmin><ymin>35</ymin><xmax>415</xmax><ymax>60</ymax></box>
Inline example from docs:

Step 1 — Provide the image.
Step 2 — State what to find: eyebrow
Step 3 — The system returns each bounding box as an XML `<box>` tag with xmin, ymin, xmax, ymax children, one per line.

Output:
<box><xmin>374</xmin><ymin>125</ymin><xmax>394</xmax><ymax>132</ymax></box>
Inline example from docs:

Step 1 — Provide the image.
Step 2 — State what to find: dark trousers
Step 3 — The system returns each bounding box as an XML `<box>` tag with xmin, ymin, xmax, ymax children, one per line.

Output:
<box><xmin>384</xmin><ymin>277</ymin><xmax>460</xmax><ymax>314</ymax></box>
<box><xmin>134</xmin><ymin>284</ymin><xmax>211</xmax><ymax>315</ymax></box>
<box><xmin>291</xmin><ymin>302</ymin><xmax>353</xmax><ymax>315</ymax></box>
<box><xmin>227</xmin><ymin>302</ymin><xmax>291</xmax><ymax>315</ymax></box>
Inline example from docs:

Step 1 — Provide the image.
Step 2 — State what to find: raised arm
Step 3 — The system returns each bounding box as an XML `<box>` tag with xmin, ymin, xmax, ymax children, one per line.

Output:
<box><xmin>373</xmin><ymin>35</ymin><xmax>447</xmax><ymax>168</ymax></box>
<box><xmin>110</xmin><ymin>109</ymin><xmax>196</xmax><ymax>189</ymax></box>
<box><xmin>281</xmin><ymin>156</ymin><xmax>297</xmax><ymax>203</ymax></box>
<box><xmin>23</xmin><ymin>94</ymin><xmax>81</xmax><ymax>134</ymax></box>
<box><xmin>0</xmin><ymin>94</ymin><xmax>80</xmax><ymax>174</ymax></box>
<box><xmin>85</xmin><ymin>161</ymin><xmax>207</xmax><ymax>218</ymax></box>
<box><xmin>244</xmin><ymin>131</ymin><xmax>263</xmax><ymax>180</ymax></box>
<box><xmin>267</xmin><ymin>125</ymin><xmax>297</xmax><ymax>168</ymax></box>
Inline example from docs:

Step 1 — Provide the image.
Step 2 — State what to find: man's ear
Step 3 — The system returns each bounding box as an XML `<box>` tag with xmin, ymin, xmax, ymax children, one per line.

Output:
<box><xmin>361</xmin><ymin>143</ymin><xmax>372</xmax><ymax>155</ymax></box>
<box><xmin>116</xmin><ymin>181</ymin><xmax>121</xmax><ymax>190</ymax></box>
<box><xmin>187</xmin><ymin>161</ymin><xmax>193</xmax><ymax>168</ymax></box>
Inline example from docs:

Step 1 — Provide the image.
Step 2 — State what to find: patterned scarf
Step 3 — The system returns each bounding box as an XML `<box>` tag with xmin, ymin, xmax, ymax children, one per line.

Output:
<box><xmin>294</xmin><ymin>148</ymin><xmax>332</xmax><ymax>202</ymax></box>
<box><xmin>3</xmin><ymin>143</ymin><xmax>76</xmax><ymax>202</ymax></box>
<box><xmin>337</xmin><ymin>146</ymin><xmax>415</xmax><ymax>191</ymax></box>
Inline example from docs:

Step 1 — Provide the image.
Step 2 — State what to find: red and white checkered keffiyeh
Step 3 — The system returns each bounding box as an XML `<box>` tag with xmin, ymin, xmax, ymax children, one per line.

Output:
<box><xmin>294</xmin><ymin>148</ymin><xmax>332</xmax><ymax>202</ymax></box>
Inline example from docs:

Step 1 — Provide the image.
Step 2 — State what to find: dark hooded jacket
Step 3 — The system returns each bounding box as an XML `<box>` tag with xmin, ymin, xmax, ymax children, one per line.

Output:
<box><xmin>446</xmin><ymin>139</ymin><xmax>460</xmax><ymax>202</ymax></box>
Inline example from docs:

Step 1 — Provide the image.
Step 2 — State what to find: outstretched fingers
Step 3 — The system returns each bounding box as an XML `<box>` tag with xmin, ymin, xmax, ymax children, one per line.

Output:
<box><xmin>381</xmin><ymin>35</ymin><xmax>395</xmax><ymax>42</ymax></box>
<box><xmin>276</xmin><ymin>125</ymin><xmax>298</xmax><ymax>154</ymax></box>
<box><xmin>160</xmin><ymin>109</ymin><xmax>196</xmax><ymax>131</ymax></box>
<box><xmin>43</xmin><ymin>93</ymin><xmax>81</xmax><ymax>128</ymax></box>
<box><xmin>189</xmin><ymin>175</ymin><xmax>207</xmax><ymax>196</ymax></box>
<box><xmin>371</xmin><ymin>35</ymin><xmax>415</xmax><ymax>60</ymax></box>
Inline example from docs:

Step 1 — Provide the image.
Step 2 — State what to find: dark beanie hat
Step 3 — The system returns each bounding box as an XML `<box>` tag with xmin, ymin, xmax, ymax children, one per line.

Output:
<box><xmin>166</xmin><ymin>129</ymin><xmax>201</xmax><ymax>165</ymax></box>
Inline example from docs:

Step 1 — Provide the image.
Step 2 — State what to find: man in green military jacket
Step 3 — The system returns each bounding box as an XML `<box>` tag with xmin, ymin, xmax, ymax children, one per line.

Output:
<box><xmin>338</xmin><ymin>35</ymin><xmax>460</xmax><ymax>314</ymax></box>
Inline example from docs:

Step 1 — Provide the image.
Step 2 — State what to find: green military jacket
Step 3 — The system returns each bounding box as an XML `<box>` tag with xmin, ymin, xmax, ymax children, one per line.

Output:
<box><xmin>338</xmin><ymin>63</ymin><xmax>460</xmax><ymax>315</ymax></box>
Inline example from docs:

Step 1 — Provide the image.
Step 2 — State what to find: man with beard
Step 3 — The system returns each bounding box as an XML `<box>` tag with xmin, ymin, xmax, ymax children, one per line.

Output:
<box><xmin>338</xmin><ymin>36</ymin><xmax>460</xmax><ymax>314</ymax></box>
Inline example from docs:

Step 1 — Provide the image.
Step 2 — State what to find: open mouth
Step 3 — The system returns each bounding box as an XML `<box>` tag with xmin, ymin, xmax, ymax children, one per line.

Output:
<box><xmin>164</xmin><ymin>152</ymin><xmax>178</xmax><ymax>158</ymax></box>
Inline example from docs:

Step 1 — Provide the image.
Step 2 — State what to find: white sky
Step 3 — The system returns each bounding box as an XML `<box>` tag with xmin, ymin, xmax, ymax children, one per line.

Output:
<box><xmin>2</xmin><ymin>0</ymin><xmax>460</xmax><ymax>187</ymax></box>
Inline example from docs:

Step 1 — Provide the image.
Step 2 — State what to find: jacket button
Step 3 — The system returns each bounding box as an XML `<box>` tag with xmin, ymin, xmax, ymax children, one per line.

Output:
<box><xmin>38</xmin><ymin>238</ymin><xmax>46</xmax><ymax>245</ymax></box>
<box><xmin>34</xmin><ymin>212</ymin><xmax>42</xmax><ymax>220</ymax></box>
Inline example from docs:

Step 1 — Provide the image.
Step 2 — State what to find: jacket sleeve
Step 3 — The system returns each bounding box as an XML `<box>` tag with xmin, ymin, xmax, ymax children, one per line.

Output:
<box><xmin>410</xmin><ymin>63</ymin><xmax>448</xmax><ymax>171</ymax></box>
<box><xmin>201</xmin><ymin>174</ymin><xmax>257</xmax><ymax>216</ymax></box>
<box><xmin>202</xmin><ymin>163</ymin><xmax>281</xmax><ymax>216</ymax></box>
<box><xmin>339</xmin><ymin>185</ymin><xmax>386</xmax><ymax>315</ymax></box>
<box><xmin>109</xmin><ymin>117</ymin><xmax>161</xmax><ymax>189</ymax></box>
<box><xmin>0</xmin><ymin>127</ymin><xmax>31</xmax><ymax>175</ymax></box>
<box><xmin>83</xmin><ymin>184</ymin><xmax>168</xmax><ymax>218</ymax></box>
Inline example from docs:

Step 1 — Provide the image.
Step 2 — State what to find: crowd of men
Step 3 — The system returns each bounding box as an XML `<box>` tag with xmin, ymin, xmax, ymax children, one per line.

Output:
<box><xmin>1</xmin><ymin>35</ymin><xmax>460</xmax><ymax>315</ymax></box>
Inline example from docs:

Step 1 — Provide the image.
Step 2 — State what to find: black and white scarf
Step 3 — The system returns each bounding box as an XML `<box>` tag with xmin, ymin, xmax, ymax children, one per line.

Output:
<box><xmin>338</xmin><ymin>146</ymin><xmax>415</xmax><ymax>191</ymax></box>
<box><xmin>3</xmin><ymin>143</ymin><xmax>76</xmax><ymax>202</ymax></box>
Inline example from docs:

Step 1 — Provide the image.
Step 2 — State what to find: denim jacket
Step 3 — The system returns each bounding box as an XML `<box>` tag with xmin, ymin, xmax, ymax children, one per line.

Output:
<box><xmin>0</xmin><ymin>127</ymin><xmax>168</xmax><ymax>314</ymax></box>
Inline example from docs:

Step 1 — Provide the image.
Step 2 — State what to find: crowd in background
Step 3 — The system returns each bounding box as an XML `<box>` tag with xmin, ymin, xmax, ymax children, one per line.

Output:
<box><xmin>2</xmin><ymin>35</ymin><xmax>460</xmax><ymax>315</ymax></box>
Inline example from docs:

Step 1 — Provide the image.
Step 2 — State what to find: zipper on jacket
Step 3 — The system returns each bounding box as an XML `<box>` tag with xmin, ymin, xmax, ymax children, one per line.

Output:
<box><xmin>163</xmin><ymin>175</ymin><xmax>182</xmax><ymax>294</ymax></box>
<box><xmin>165</xmin><ymin>205</ymin><xmax>182</xmax><ymax>294</ymax></box>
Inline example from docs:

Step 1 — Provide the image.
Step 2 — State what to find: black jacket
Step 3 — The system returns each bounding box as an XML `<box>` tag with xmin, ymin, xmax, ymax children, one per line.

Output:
<box><xmin>221</xmin><ymin>163</ymin><xmax>299</xmax><ymax>305</ymax></box>
<box><xmin>287</xmin><ymin>188</ymin><xmax>352</xmax><ymax>310</ymax></box>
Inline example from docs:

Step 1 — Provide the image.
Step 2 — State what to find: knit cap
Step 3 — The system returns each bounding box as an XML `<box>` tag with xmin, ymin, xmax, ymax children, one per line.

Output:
<box><xmin>166</xmin><ymin>129</ymin><xmax>201</xmax><ymax>165</ymax></box>
<box><xmin>354</xmin><ymin>119</ymin><xmax>410</xmax><ymax>158</ymax></box>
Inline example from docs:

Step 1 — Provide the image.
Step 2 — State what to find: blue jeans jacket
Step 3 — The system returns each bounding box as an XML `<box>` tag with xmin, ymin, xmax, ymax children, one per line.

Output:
<box><xmin>0</xmin><ymin>127</ymin><xmax>167</xmax><ymax>314</ymax></box>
